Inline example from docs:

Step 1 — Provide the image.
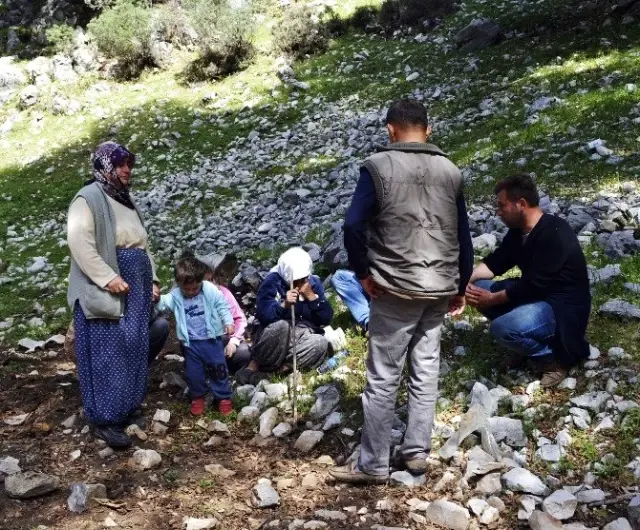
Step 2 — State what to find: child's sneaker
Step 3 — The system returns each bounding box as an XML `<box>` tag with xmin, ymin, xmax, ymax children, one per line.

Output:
<box><xmin>190</xmin><ymin>397</ymin><xmax>205</xmax><ymax>416</ymax></box>
<box><xmin>217</xmin><ymin>399</ymin><xmax>233</xmax><ymax>416</ymax></box>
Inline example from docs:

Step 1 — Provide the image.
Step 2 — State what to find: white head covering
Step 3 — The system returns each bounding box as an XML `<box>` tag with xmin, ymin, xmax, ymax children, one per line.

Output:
<box><xmin>273</xmin><ymin>247</ymin><xmax>313</xmax><ymax>284</ymax></box>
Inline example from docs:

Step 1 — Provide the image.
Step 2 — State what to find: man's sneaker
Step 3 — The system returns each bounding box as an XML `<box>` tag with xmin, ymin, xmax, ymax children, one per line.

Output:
<box><xmin>398</xmin><ymin>456</ymin><xmax>428</xmax><ymax>475</ymax></box>
<box><xmin>540</xmin><ymin>364</ymin><xmax>568</xmax><ymax>388</ymax></box>
<box><xmin>92</xmin><ymin>425</ymin><xmax>132</xmax><ymax>449</ymax></box>
<box><xmin>218</xmin><ymin>399</ymin><xmax>233</xmax><ymax>416</ymax></box>
<box><xmin>329</xmin><ymin>462</ymin><xmax>389</xmax><ymax>485</ymax></box>
<box><xmin>190</xmin><ymin>397</ymin><xmax>206</xmax><ymax>416</ymax></box>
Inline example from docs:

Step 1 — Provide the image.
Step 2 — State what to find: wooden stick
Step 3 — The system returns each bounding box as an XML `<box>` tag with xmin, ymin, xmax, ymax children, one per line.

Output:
<box><xmin>290</xmin><ymin>280</ymin><xmax>298</xmax><ymax>424</ymax></box>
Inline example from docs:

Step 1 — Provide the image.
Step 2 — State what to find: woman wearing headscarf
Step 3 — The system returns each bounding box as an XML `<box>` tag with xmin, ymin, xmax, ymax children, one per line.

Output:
<box><xmin>235</xmin><ymin>247</ymin><xmax>334</xmax><ymax>385</ymax></box>
<box><xmin>67</xmin><ymin>141</ymin><xmax>162</xmax><ymax>448</ymax></box>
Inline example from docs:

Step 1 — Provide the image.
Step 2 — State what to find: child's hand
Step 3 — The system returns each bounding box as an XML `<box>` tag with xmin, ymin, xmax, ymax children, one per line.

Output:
<box><xmin>224</xmin><ymin>341</ymin><xmax>237</xmax><ymax>358</ymax></box>
<box><xmin>224</xmin><ymin>324</ymin><xmax>235</xmax><ymax>336</ymax></box>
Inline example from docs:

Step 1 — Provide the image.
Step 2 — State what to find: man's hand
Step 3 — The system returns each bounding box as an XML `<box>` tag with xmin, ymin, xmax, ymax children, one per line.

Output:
<box><xmin>224</xmin><ymin>324</ymin><xmax>236</xmax><ymax>336</ymax></box>
<box><xmin>360</xmin><ymin>275</ymin><xmax>387</xmax><ymax>299</ymax></box>
<box><xmin>106</xmin><ymin>276</ymin><xmax>130</xmax><ymax>294</ymax></box>
<box><xmin>152</xmin><ymin>283</ymin><xmax>160</xmax><ymax>303</ymax></box>
<box><xmin>284</xmin><ymin>289</ymin><xmax>299</xmax><ymax>308</ymax></box>
<box><xmin>297</xmin><ymin>279</ymin><xmax>318</xmax><ymax>301</ymax></box>
<box><xmin>224</xmin><ymin>341</ymin><xmax>237</xmax><ymax>359</ymax></box>
<box><xmin>465</xmin><ymin>284</ymin><xmax>497</xmax><ymax>310</ymax></box>
<box><xmin>448</xmin><ymin>295</ymin><xmax>466</xmax><ymax>316</ymax></box>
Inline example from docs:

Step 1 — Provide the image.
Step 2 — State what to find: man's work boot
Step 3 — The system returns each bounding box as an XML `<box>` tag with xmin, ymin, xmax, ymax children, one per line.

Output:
<box><xmin>540</xmin><ymin>363</ymin><xmax>568</xmax><ymax>388</ymax></box>
<box><xmin>329</xmin><ymin>462</ymin><xmax>389</xmax><ymax>485</ymax></box>
<box><xmin>395</xmin><ymin>455</ymin><xmax>428</xmax><ymax>475</ymax></box>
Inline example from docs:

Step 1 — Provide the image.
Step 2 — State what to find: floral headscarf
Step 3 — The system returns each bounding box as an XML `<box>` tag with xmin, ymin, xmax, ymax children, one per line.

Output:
<box><xmin>90</xmin><ymin>141</ymin><xmax>136</xmax><ymax>209</ymax></box>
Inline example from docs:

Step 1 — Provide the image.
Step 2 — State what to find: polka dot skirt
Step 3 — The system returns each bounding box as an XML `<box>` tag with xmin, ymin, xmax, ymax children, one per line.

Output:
<box><xmin>74</xmin><ymin>248</ymin><xmax>152</xmax><ymax>426</ymax></box>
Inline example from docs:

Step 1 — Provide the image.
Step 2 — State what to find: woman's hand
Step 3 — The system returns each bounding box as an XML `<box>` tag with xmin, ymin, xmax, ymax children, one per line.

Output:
<box><xmin>298</xmin><ymin>280</ymin><xmax>318</xmax><ymax>301</ymax></box>
<box><xmin>106</xmin><ymin>276</ymin><xmax>130</xmax><ymax>294</ymax></box>
<box><xmin>224</xmin><ymin>341</ymin><xmax>237</xmax><ymax>359</ymax></box>
<box><xmin>284</xmin><ymin>289</ymin><xmax>299</xmax><ymax>308</ymax></box>
<box><xmin>152</xmin><ymin>283</ymin><xmax>160</xmax><ymax>303</ymax></box>
<box><xmin>224</xmin><ymin>324</ymin><xmax>235</xmax><ymax>336</ymax></box>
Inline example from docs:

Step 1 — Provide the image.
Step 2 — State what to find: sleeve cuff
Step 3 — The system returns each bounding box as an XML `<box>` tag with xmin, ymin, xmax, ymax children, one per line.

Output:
<box><xmin>230</xmin><ymin>337</ymin><xmax>241</xmax><ymax>346</ymax></box>
<box><xmin>98</xmin><ymin>271</ymin><xmax>119</xmax><ymax>289</ymax></box>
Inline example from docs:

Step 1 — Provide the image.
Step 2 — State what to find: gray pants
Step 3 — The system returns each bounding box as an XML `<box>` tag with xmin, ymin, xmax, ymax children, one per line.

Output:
<box><xmin>359</xmin><ymin>293</ymin><xmax>449</xmax><ymax>476</ymax></box>
<box><xmin>252</xmin><ymin>320</ymin><xmax>329</xmax><ymax>372</ymax></box>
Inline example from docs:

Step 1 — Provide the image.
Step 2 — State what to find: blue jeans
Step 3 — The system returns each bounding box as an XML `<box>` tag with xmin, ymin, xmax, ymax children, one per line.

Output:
<box><xmin>184</xmin><ymin>338</ymin><xmax>232</xmax><ymax>400</ymax></box>
<box><xmin>331</xmin><ymin>270</ymin><xmax>370</xmax><ymax>329</ymax></box>
<box><xmin>475</xmin><ymin>280</ymin><xmax>556</xmax><ymax>359</ymax></box>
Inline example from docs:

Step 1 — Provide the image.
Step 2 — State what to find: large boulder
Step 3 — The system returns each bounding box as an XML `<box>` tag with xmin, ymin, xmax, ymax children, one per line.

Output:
<box><xmin>150</xmin><ymin>39</ymin><xmax>174</xmax><ymax>69</ymax></box>
<box><xmin>25</xmin><ymin>57</ymin><xmax>52</xmax><ymax>82</ymax></box>
<box><xmin>4</xmin><ymin>471</ymin><xmax>60</xmax><ymax>499</ymax></box>
<box><xmin>321</xmin><ymin>231</ymin><xmax>349</xmax><ymax>272</ymax></box>
<box><xmin>52</xmin><ymin>54</ymin><xmax>78</xmax><ymax>83</ymax></box>
<box><xmin>19</xmin><ymin>85</ymin><xmax>38</xmax><ymax>108</ymax></box>
<box><xmin>456</xmin><ymin>18</ymin><xmax>502</xmax><ymax>52</ymax></box>
<box><xmin>72</xmin><ymin>45</ymin><xmax>99</xmax><ymax>75</ymax></box>
<box><xmin>596</xmin><ymin>231</ymin><xmax>640</xmax><ymax>259</ymax></box>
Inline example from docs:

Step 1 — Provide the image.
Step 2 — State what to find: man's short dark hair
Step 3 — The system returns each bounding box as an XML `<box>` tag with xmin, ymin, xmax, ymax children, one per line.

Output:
<box><xmin>386</xmin><ymin>99</ymin><xmax>429</xmax><ymax>129</ymax></box>
<box><xmin>175</xmin><ymin>250</ymin><xmax>206</xmax><ymax>285</ymax></box>
<box><xmin>494</xmin><ymin>174</ymin><xmax>540</xmax><ymax>207</ymax></box>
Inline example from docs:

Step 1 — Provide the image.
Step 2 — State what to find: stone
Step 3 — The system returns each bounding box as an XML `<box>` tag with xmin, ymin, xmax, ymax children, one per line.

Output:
<box><xmin>17</xmin><ymin>338</ymin><xmax>45</xmax><ymax>352</ymax></box>
<box><xmin>309</xmin><ymin>385</ymin><xmax>340</xmax><ymax>421</ymax></box>
<box><xmin>0</xmin><ymin>57</ymin><xmax>27</xmax><ymax>89</ymax></box>
<box><xmin>558</xmin><ymin>378</ymin><xmax>577</xmax><ymax>390</ymax></box>
<box><xmin>259</xmin><ymin>407</ymin><xmax>279</xmax><ymax>438</ymax></box>
<box><xmin>472</xmin><ymin>234</ymin><xmax>497</xmax><ymax>255</ymax></box>
<box><xmin>476</xmin><ymin>473</ymin><xmax>502</xmax><ymax>495</ymax></box>
<box><xmin>439</xmin><ymin>404</ymin><xmax>502</xmax><ymax>461</ymax></box>
<box><xmin>570</xmin><ymin>392</ymin><xmax>611</xmax><ymax>413</ymax></box>
<box><xmin>295</xmin><ymin>431</ymin><xmax>324</xmax><ymax>452</ymax></box>
<box><xmin>536</xmin><ymin>444</ymin><xmax>562</xmax><ymax>463</ymax></box>
<box><xmin>603</xmin><ymin>519</ymin><xmax>633</xmax><ymax>530</ymax></box>
<box><xmin>153</xmin><ymin>422</ymin><xmax>168</xmax><ymax>436</ymax></box>
<box><xmin>468</xmin><ymin>498</ymin><xmax>489</xmax><ymax>516</ymax></box>
<box><xmin>479</xmin><ymin>506</ymin><xmax>500</xmax><ymax>525</ymax></box>
<box><xmin>204</xmin><ymin>421</ymin><xmax>229</xmax><ymax>437</ymax></box>
<box><xmin>569</xmin><ymin>408</ymin><xmax>591</xmax><ymax>430</ymax></box>
<box><xmin>322</xmin><ymin>411</ymin><xmax>342</xmax><ymax>431</ymax></box>
<box><xmin>598</xmin><ymin>231</ymin><xmax>640</xmax><ymax>259</ymax></box>
<box><xmin>470</xmin><ymin>382</ymin><xmax>498</xmax><ymax>416</ymax></box>
<box><xmin>19</xmin><ymin>85</ymin><xmax>37</xmax><ymax>108</ymax></box>
<box><xmin>588</xmin><ymin>264</ymin><xmax>621</xmax><ymax>285</ymax></box>
<box><xmin>301</xmin><ymin>473</ymin><xmax>320</xmax><ymax>488</ymax></box>
<box><xmin>52</xmin><ymin>54</ymin><xmax>78</xmax><ymax>83</ymax></box>
<box><xmin>264</xmin><ymin>383</ymin><xmax>288</xmax><ymax>402</ymax></box>
<box><xmin>600</xmin><ymin>300</ymin><xmax>640</xmax><ymax>320</ymax></box>
<box><xmin>543</xmin><ymin>490</ymin><xmax>577</xmax><ymax>520</ymax></box>
<box><xmin>252</xmin><ymin>479</ymin><xmax>280</xmax><ymax>508</ymax></box>
<box><xmin>125</xmin><ymin>424</ymin><xmax>147</xmax><ymax>441</ymax></box>
<box><xmin>0</xmin><ymin>456</ymin><xmax>21</xmax><ymax>475</ymax></box>
<box><xmin>576</xmin><ymin>489</ymin><xmax>606</xmax><ymax>503</ymax></box>
<box><xmin>529</xmin><ymin>510</ymin><xmax>562</xmax><ymax>530</ymax></box>
<box><xmin>153</xmin><ymin>409</ymin><xmax>171</xmax><ymax>424</ymax></box>
<box><xmin>424</xmin><ymin>500</ymin><xmax>471</xmax><ymax>530</ymax></box>
<box><xmin>487</xmin><ymin>497</ymin><xmax>505</xmax><ymax>512</ymax></box>
<box><xmin>184</xmin><ymin>517</ymin><xmax>218</xmax><ymax>530</ymax></box>
<box><xmin>502</xmin><ymin>468</ymin><xmax>549</xmax><ymax>495</ymax></box>
<box><xmin>489</xmin><ymin>417</ymin><xmax>527</xmax><ymax>447</ymax></box>
<box><xmin>303</xmin><ymin>523</ymin><xmax>327</xmax><ymax>530</ymax></box>
<box><xmin>204</xmin><ymin>464</ymin><xmax>235</xmax><ymax>478</ymax></box>
<box><xmin>390</xmin><ymin>471</ymin><xmax>426</xmax><ymax>488</ymax></box>
<box><xmin>238</xmin><ymin>406</ymin><xmax>261</xmax><ymax>422</ymax></box>
<box><xmin>272</xmin><ymin>422</ymin><xmax>292</xmax><ymax>438</ymax></box>
<box><xmin>235</xmin><ymin>385</ymin><xmax>256</xmax><ymax>400</ymax></box>
<box><xmin>456</xmin><ymin>18</ymin><xmax>502</xmax><ymax>52</ymax></box>
<box><xmin>314</xmin><ymin>510</ymin><xmax>346</xmax><ymax>521</ymax></box>
<box><xmin>628</xmin><ymin>496</ymin><xmax>640</xmax><ymax>528</ymax></box>
<box><xmin>130</xmin><ymin>449</ymin><xmax>162</xmax><ymax>470</ymax></box>
<box><xmin>250</xmin><ymin>392</ymin><xmax>268</xmax><ymax>410</ymax></box>
<box><xmin>4</xmin><ymin>472</ymin><xmax>60</xmax><ymax>499</ymax></box>
<box><xmin>376</xmin><ymin>498</ymin><xmax>394</xmax><ymax>511</ymax></box>
<box><xmin>595</xmin><ymin>416</ymin><xmax>615</xmax><ymax>432</ymax></box>
<box><xmin>98</xmin><ymin>447</ymin><xmax>115</xmax><ymax>459</ymax></box>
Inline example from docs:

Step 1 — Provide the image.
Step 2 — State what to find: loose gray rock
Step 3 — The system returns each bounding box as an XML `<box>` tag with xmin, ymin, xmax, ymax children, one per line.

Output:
<box><xmin>576</xmin><ymin>489</ymin><xmax>606</xmax><ymax>503</ymax></box>
<box><xmin>600</xmin><ymin>300</ymin><xmax>640</xmax><ymax>320</ymax></box>
<box><xmin>252</xmin><ymin>478</ymin><xmax>280</xmax><ymax>508</ymax></box>
<box><xmin>184</xmin><ymin>517</ymin><xmax>218</xmax><ymax>530</ymax></box>
<box><xmin>294</xmin><ymin>430</ymin><xmax>324</xmax><ymax>452</ymax></box>
<box><xmin>5</xmin><ymin>471</ymin><xmax>60</xmax><ymax>499</ymax></box>
<box><xmin>542</xmin><ymin>490</ymin><xmax>577</xmax><ymax>520</ymax></box>
<box><xmin>502</xmin><ymin>468</ymin><xmax>549</xmax><ymax>495</ymax></box>
<box><xmin>0</xmin><ymin>456</ymin><xmax>21</xmax><ymax>475</ymax></box>
<box><xmin>309</xmin><ymin>385</ymin><xmax>340</xmax><ymax>421</ymax></box>
<box><xmin>439</xmin><ymin>404</ymin><xmax>502</xmax><ymax>461</ymax></box>
<box><xmin>322</xmin><ymin>411</ymin><xmax>342</xmax><ymax>431</ymax></box>
<box><xmin>424</xmin><ymin>500</ymin><xmax>471</xmax><ymax>530</ymax></box>
<box><xmin>272</xmin><ymin>422</ymin><xmax>292</xmax><ymax>438</ymax></box>
<box><xmin>628</xmin><ymin>496</ymin><xmax>640</xmax><ymax>528</ymax></box>
<box><xmin>529</xmin><ymin>510</ymin><xmax>562</xmax><ymax>530</ymax></box>
<box><xmin>489</xmin><ymin>417</ymin><xmax>526</xmax><ymax>447</ymax></box>
<box><xmin>390</xmin><ymin>471</ymin><xmax>426</xmax><ymax>488</ymax></box>
<box><xmin>476</xmin><ymin>473</ymin><xmax>502</xmax><ymax>495</ymax></box>
<box><xmin>570</xmin><ymin>392</ymin><xmax>611</xmax><ymax>413</ymax></box>
<box><xmin>130</xmin><ymin>449</ymin><xmax>162</xmax><ymax>470</ymax></box>
<box><xmin>259</xmin><ymin>407</ymin><xmax>279</xmax><ymax>438</ymax></box>
<box><xmin>264</xmin><ymin>383</ymin><xmax>288</xmax><ymax>402</ymax></box>
<box><xmin>208</xmin><ymin>420</ymin><xmax>231</xmax><ymax>436</ymax></box>
<box><xmin>536</xmin><ymin>444</ymin><xmax>562</xmax><ymax>463</ymax></box>
<box><xmin>153</xmin><ymin>409</ymin><xmax>171</xmax><ymax>424</ymax></box>
<box><xmin>238</xmin><ymin>406</ymin><xmax>261</xmax><ymax>422</ymax></box>
<box><xmin>314</xmin><ymin>510</ymin><xmax>347</xmax><ymax>521</ymax></box>
<box><xmin>456</xmin><ymin>18</ymin><xmax>502</xmax><ymax>52</ymax></box>
<box><xmin>603</xmin><ymin>519</ymin><xmax>633</xmax><ymax>530</ymax></box>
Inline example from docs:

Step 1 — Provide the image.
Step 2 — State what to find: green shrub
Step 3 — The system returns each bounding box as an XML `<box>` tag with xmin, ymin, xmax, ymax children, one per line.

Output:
<box><xmin>350</xmin><ymin>5</ymin><xmax>379</xmax><ymax>30</ymax></box>
<box><xmin>45</xmin><ymin>24</ymin><xmax>75</xmax><ymax>55</ymax></box>
<box><xmin>87</xmin><ymin>1</ymin><xmax>154</xmax><ymax>78</ymax></box>
<box><xmin>182</xmin><ymin>0</ymin><xmax>255</xmax><ymax>81</ymax></box>
<box><xmin>379</xmin><ymin>0</ymin><xmax>457</xmax><ymax>29</ymax></box>
<box><xmin>153</xmin><ymin>3</ymin><xmax>195</xmax><ymax>47</ymax></box>
<box><xmin>273</xmin><ymin>4</ymin><xmax>328</xmax><ymax>61</ymax></box>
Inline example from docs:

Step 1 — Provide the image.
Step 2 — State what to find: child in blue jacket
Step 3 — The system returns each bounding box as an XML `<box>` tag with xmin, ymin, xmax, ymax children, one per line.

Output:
<box><xmin>156</xmin><ymin>252</ymin><xmax>235</xmax><ymax>416</ymax></box>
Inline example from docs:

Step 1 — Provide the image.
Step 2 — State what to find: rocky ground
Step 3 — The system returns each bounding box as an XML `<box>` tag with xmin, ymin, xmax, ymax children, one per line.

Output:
<box><xmin>1</xmin><ymin>0</ymin><xmax>640</xmax><ymax>529</ymax></box>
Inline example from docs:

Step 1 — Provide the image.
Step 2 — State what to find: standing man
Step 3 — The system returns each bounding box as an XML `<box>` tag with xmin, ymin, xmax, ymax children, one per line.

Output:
<box><xmin>330</xmin><ymin>99</ymin><xmax>473</xmax><ymax>484</ymax></box>
<box><xmin>465</xmin><ymin>174</ymin><xmax>591</xmax><ymax>387</ymax></box>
